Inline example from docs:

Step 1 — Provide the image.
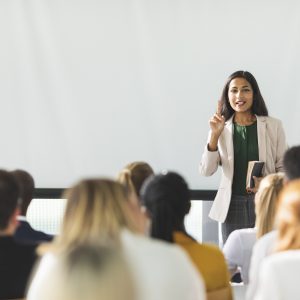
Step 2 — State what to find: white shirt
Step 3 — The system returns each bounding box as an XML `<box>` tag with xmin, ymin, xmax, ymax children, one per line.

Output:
<box><xmin>223</xmin><ymin>228</ymin><xmax>257</xmax><ymax>284</ymax></box>
<box><xmin>246</xmin><ymin>230</ymin><xmax>277</xmax><ymax>300</ymax></box>
<box><xmin>27</xmin><ymin>230</ymin><xmax>205</xmax><ymax>300</ymax></box>
<box><xmin>255</xmin><ymin>250</ymin><xmax>300</xmax><ymax>300</ymax></box>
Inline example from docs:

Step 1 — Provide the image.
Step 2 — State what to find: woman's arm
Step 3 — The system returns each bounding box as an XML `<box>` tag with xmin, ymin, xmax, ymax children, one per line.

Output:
<box><xmin>199</xmin><ymin>101</ymin><xmax>225</xmax><ymax>176</ymax></box>
<box><xmin>275</xmin><ymin>120</ymin><xmax>287</xmax><ymax>172</ymax></box>
<box><xmin>199</xmin><ymin>134</ymin><xmax>221</xmax><ymax>176</ymax></box>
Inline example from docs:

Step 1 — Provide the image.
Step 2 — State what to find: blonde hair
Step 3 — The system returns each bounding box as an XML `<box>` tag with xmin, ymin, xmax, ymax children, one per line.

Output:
<box><xmin>54</xmin><ymin>179</ymin><xmax>137</xmax><ymax>253</ymax></box>
<box><xmin>32</xmin><ymin>244</ymin><xmax>136</xmax><ymax>300</ymax></box>
<box><xmin>275</xmin><ymin>179</ymin><xmax>300</xmax><ymax>252</ymax></box>
<box><xmin>255</xmin><ymin>173</ymin><xmax>285</xmax><ymax>238</ymax></box>
<box><xmin>117</xmin><ymin>162</ymin><xmax>154</xmax><ymax>200</ymax></box>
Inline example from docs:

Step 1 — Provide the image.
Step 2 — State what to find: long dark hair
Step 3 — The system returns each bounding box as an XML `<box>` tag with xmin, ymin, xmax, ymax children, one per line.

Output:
<box><xmin>220</xmin><ymin>70</ymin><xmax>269</xmax><ymax>120</ymax></box>
<box><xmin>140</xmin><ymin>172</ymin><xmax>190</xmax><ymax>243</ymax></box>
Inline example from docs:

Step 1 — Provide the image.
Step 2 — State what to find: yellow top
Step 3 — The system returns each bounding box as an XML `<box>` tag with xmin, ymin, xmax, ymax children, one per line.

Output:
<box><xmin>174</xmin><ymin>231</ymin><xmax>232</xmax><ymax>295</ymax></box>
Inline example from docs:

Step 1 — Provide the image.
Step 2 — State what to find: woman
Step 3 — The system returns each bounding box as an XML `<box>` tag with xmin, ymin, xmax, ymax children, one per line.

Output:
<box><xmin>117</xmin><ymin>161</ymin><xmax>154</xmax><ymax>234</ymax></box>
<box><xmin>199</xmin><ymin>70</ymin><xmax>287</xmax><ymax>242</ymax></box>
<box><xmin>223</xmin><ymin>172</ymin><xmax>285</xmax><ymax>284</ymax></box>
<box><xmin>117</xmin><ymin>161</ymin><xmax>154</xmax><ymax>201</ymax></box>
<box><xmin>28</xmin><ymin>245</ymin><xmax>136</xmax><ymax>300</ymax></box>
<box><xmin>141</xmin><ymin>172</ymin><xmax>232</xmax><ymax>299</ymax></box>
<box><xmin>254</xmin><ymin>179</ymin><xmax>300</xmax><ymax>300</ymax></box>
<box><xmin>27</xmin><ymin>179</ymin><xmax>205</xmax><ymax>300</ymax></box>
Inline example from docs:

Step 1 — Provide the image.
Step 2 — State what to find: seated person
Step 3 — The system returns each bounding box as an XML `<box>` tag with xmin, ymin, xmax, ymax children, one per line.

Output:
<box><xmin>117</xmin><ymin>161</ymin><xmax>154</xmax><ymax>234</ymax></box>
<box><xmin>0</xmin><ymin>170</ymin><xmax>37</xmax><ymax>299</ymax></box>
<box><xmin>223</xmin><ymin>173</ymin><xmax>284</xmax><ymax>284</ymax></box>
<box><xmin>247</xmin><ymin>145</ymin><xmax>300</xmax><ymax>299</ymax></box>
<box><xmin>255</xmin><ymin>179</ymin><xmax>300</xmax><ymax>300</ymax></box>
<box><xmin>117</xmin><ymin>161</ymin><xmax>154</xmax><ymax>201</ymax></box>
<box><xmin>28</xmin><ymin>244</ymin><xmax>136</xmax><ymax>300</ymax></box>
<box><xmin>141</xmin><ymin>171</ymin><xmax>232</xmax><ymax>299</ymax></box>
<box><xmin>11</xmin><ymin>169</ymin><xmax>53</xmax><ymax>244</ymax></box>
<box><xmin>27</xmin><ymin>178</ymin><xmax>205</xmax><ymax>300</ymax></box>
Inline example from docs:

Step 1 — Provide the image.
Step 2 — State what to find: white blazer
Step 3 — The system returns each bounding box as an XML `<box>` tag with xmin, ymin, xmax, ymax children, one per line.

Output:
<box><xmin>199</xmin><ymin>115</ymin><xmax>287</xmax><ymax>222</ymax></box>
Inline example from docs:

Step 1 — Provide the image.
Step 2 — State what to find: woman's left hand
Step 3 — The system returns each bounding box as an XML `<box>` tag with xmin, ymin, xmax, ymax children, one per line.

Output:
<box><xmin>246</xmin><ymin>176</ymin><xmax>263</xmax><ymax>194</ymax></box>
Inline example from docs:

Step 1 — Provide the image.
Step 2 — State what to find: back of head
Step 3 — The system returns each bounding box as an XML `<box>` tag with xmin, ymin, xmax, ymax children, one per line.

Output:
<box><xmin>283</xmin><ymin>146</ymin><xmax>300</xmax><ymax>181</ymax></box>
<box><xmin>117</xmin><ymin>162</ymin><xmax>154</xmax><ymax>201</ymax></box>
<box><xmin>275</xmin><ymin>179</ymin><xmax>300</xmax><ymax>252</ymax></box>
<box><xmin>0</xmin><ymin>170</ymin><xmax>20</xmax><ymax>231</ymax></box>
<box><xmin>141</xmin><ymin>172</ymin><xmax>190</xmax><ymax>242</ymax></box>
<box><xmin>255</xmin><ymin>173</ymin><xmax>285</xmax><ymax>238</ymax></box>
<box><xmin>10</xmin><ymin>169</ymin><xmax>34</xmax><ymax>216</ymax></box>
<box><xmin>33</xmin><ymin>244</ymin><xmax>135</xmax><ymax>300</ymax></box>
<box><xmin>56</xmin><ymin>179</ymin><xmax>137</xmax><ymax>252</ymax></box>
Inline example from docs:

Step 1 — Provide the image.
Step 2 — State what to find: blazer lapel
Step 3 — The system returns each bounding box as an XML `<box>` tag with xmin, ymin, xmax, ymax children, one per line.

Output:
<box><xmin>225</xmin><ymin>116</ymin><xmax>234</xmax><ymax>161</ymax></box>
<box><xmin>257</xmin><ymin>115</ymin><xmax>267</xmax><ymax>163</ymax></box>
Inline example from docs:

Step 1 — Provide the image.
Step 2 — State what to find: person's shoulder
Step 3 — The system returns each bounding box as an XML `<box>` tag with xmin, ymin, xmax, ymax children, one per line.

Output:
<box><xmin>195</xmin><ymin>241</ymin><xmax>222</xmax><ymax>256</ymax></box>
<box><xmin>224</xmin><ymin>228</ymin><xmax>256</xmax><ymax>250</ymax></box>
<box><xmin>199</xmin><ymin>242</ymin><xmax>228</xmax><ymax>265</ymax></box>
<box><xmin>236</xmin><ymin>228</ymin><xmax>256</xmax><ymax>239</ymax></box>
<box><xmin>13</xmin><ymin>239</ymin><xmax>37</xmax><ymax>254</ymax></box>
<box><xmin>262</xmin><ymin>249</ymin><xmax>300</xmax><ymax>274</ymax></box>
<box><xmin>227</xmin><ymin>228</ymin><xmax>254</xmax><ymax>241</ymax></box>
<box><xmin>121</xmin><ymin>230</ymin><xmax>204</xmax><ymax>274</ymax></box>
<box><xmin>258</xmin><ymin>115</ymin><xmax>282</xmax><ymax>126</ymax></box>
<box><xmin>254</xmin><ymin>230</ymin><xmax>277</xmax><ymax>252</ymax></box>
<box><xmin>122</xmin><ymin>230</ymin><xmax>186</xmax><ymax>256</ymax></box>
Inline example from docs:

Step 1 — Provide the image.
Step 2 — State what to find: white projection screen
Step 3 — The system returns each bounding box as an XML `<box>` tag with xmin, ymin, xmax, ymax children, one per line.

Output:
<box><xmin>0</xmin><ymin>0</ymin><xmax>300</xmax><ymax>189</ymax></box>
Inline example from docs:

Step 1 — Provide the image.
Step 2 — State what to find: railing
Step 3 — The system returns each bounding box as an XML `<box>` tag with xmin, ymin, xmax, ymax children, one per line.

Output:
<box><xmin>34</xmin><ymin>188</ymin><xmax>217</xmax><ymax>200</ymax></box>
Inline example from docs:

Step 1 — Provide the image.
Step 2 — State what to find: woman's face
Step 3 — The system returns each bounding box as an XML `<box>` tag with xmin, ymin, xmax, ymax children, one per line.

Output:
<box><xmin>228</xmin><ymin>77</ymin><xmax>253</xmax><ymax>113</ymax></box>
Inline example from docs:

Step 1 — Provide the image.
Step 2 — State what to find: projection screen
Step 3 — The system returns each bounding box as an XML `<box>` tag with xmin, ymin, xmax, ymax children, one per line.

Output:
<box><xmin>0</xmin><ymin>0</ymin><xmax>299</xmax><ymax>189</ymax></box>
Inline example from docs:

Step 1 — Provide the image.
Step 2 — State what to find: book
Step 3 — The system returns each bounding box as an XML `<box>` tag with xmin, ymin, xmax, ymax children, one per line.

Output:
<box><xmin>246</xmin><ymin>161</ymin><xmax>265</xmax><ymax>189</ymax></box>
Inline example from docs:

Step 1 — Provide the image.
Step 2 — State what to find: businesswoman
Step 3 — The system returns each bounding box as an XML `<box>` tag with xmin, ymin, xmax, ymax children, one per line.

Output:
<box><xmin>199</xmin><ymin>70</ymin><xmax>287</xmax><ymax>243</ymax></box>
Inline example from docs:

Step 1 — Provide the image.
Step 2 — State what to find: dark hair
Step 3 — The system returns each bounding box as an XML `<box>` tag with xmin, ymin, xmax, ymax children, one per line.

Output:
<box><xmin>220</xmin><ymin>70</ymin><xmax>269</xmax><ymax>120</ymax></box>
<box><xmin>10</xmin><ymin>169</ymin><xmax>34</xmax><ymax>215</ymax></box>
<box><xmin>0</xmin><ymin>170</ymin><xmax>20</xmax><ymax>230</ymax></box>
<box><xmin>283</xmin><ymin>146</ymin><xmax>300</xmax><ymax>180</ymax></box>
<box><xmin>141</xmin><ymin>172</ymin><xmax>190</xmax><ymax>242</ymax></box>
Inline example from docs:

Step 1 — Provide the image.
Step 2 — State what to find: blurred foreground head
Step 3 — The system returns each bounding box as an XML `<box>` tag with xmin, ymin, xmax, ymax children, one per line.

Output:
<box><xmin>275</xmin><ymin>179</ymin><xmax>300</xmax><ymax>252</ymax></box>
<box><xmin>55</xmin><ymin>179</ymin><xmax>137</xmax><ymax>252</ymax></box>
<box><xmin>254</xmin><ymin>172</ymin><xmax>285</xmax><ymax>238</ymax></box>
<box><xmin>29</xmin><ymin>245</ymin><xmax>135</xmax><ymax>300</ymax></box>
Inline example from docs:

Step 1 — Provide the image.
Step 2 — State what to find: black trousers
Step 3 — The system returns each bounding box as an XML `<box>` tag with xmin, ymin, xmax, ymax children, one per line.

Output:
<box><xmin>221</xmin><ymin>194</ymin><xmax>255</xmax><ymax>244</ymax></box>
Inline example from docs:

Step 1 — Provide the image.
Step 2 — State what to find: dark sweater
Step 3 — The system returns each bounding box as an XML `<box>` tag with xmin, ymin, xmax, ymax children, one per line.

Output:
<box><xmin>0</xmin><ymin>236</ymin><xmax>37</xmax><ymax>299</ymax></box>
<box><xmin>14</xmin><ymin>220</ymin><xmax>53</xmax><ymax>244</ymax></box>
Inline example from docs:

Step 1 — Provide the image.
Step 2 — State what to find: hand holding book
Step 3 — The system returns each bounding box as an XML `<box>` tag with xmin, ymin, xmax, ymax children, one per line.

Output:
<box><xmin>246</xmin><ymin>161</ymin><xmax>265</xmax><ymax>194</ymax></box>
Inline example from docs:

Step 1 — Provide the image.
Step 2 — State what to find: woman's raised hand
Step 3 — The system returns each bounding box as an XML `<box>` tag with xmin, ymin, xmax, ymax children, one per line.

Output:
<box><xmin>209</xmin><ymin>101</ymin><xmax>225</xmax><ymax>136</ymax></box>
<box><xmin>208</xmin><ymin>101</ymin><xmax>225</xmax><ymax>151</ymax></box>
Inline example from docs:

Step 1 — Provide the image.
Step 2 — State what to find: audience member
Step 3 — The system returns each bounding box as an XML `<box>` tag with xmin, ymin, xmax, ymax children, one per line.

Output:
<box><xmin>0</xmin><ymin>170</ymin><xmax>37</xmax><ymax>299</ymax></box>
<box><xmin>223</xmin><ymin>173</ymin><xmax>284</xmax><ymax>284</ymax></box>
<box><xmin>28</xmin><ymin>244</ymin><xmax>136</xmax><ymax>300</ymax></box>
<box><xmin>117</xmin><ymin>161</ymin><xmax>154</xmax><ymax>201</ymax></box>
<box><xmin>28</xmin><ymin>179</ymin><xmax>205</xmax><ymax>300</ymax></box>
<box><xmin>255</xmin><ymin>179</ymin><xmax>300</xmax><ymax>299</ymax></box>
<box><xmin>141</xmin><ymin>171</ymin><xmax>232</xmax><ymax>299</ymax></box>
<box><xmin>283</xmin><ymin>145</ymin><xmax>300</xmax><ymax>180</ymax></box>
<box><xmin>11</xmin><ymin>169</ymin><xmax>53</xmax><ymax>244</ymax></box>
<box><xmin>247</xmin><ymin>145</ymin><xmax>300</xmax><ymax>299</ymax></box>
<box><xmin>117</xmin><ymin>162</ymin><xmax>154</xmax><ymax>233</ymax></box>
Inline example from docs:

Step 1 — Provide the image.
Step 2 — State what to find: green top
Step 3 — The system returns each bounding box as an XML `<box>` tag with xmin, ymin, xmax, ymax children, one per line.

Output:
<box><xmin>232</xmin><ymin>121</ymin><xmax>259</xmax><ymax>195</ymax></box>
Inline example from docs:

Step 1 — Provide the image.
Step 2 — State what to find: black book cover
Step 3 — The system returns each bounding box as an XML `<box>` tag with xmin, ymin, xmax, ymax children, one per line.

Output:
<box><xmin>246</xmin><ymin>161</ymin><xmax>265</xmax><ymax>188</ymax></box>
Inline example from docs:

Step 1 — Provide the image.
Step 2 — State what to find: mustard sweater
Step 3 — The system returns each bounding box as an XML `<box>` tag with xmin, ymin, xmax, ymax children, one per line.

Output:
<box><xmin>174</xmin><ymin>231</ymin><xmax>231</xmax><ymax>293</ymax></box>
